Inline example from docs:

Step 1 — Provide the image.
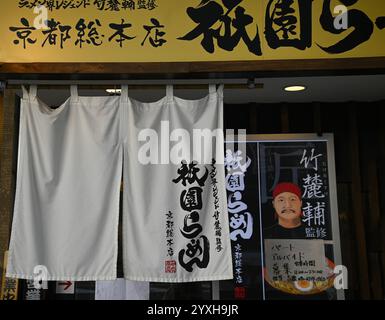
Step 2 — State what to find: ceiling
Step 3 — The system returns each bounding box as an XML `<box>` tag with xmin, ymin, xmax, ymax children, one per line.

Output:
<box><xmin>11</xmin><ymin>74</ymin><xmax>385</xmax><ymax>106</ymax></box>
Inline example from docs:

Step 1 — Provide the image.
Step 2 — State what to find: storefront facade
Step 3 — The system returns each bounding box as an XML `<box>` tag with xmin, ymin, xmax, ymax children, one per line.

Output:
<box><xmin>1</xmin><ymin>0</ymin><xmax>385</xmax><ymax>300</ymax></box>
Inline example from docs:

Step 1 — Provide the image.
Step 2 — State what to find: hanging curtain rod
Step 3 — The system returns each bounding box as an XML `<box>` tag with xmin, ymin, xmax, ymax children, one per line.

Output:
<box><xmin>4</xmin><ymin>79</ymin><xmax>264</xmax><ymax>90</ymax></box>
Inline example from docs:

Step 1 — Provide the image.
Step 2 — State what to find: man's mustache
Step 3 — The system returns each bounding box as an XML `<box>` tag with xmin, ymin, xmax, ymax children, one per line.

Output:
<box><xmin>280</xmin><ymin>209</ymin><xmax>296</xmax><ymax>214</ymax></box>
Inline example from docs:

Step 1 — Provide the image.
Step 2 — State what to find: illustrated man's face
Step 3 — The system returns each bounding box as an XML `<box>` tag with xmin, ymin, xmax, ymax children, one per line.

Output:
<box><xmin>272</xmin><ymin>192</ymin><xmax>302</xmax><ymax>221</ymax></box>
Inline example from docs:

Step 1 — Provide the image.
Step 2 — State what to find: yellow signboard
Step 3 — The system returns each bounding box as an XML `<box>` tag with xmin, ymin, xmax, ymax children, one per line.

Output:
<box><xmin>1</xmin><ymin>251</ymin><xmax>19</xmax><ymax>300</ymax></box>
<box><xmin>0</xmin><ymin>0</ymin><xmax>384</xmax><ymax>63</ymax></box>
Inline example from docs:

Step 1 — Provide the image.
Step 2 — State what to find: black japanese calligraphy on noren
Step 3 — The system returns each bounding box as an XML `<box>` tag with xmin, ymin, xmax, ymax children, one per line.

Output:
<box><xmin>210</xmin><ymin>160</ymin><xmax>223</xmax><ymax>253</ymax></box>
<box><xmin>181</xmin><ymin>211</ymin><xmax>203</xmax><ymax>239</ymax></box>
<box><xmin>165</xmin><ymin>211</ymin><xmax>175</xmax><ymax>258</ymax></box>
<box><xmin>265</xmin><ymin>0</ymin><xmax>312</xmax><ymax>50</ymax></box>
<box><xmin>9</xmin><ymin>18</ymin><xmax>37</xmax><ymax>49</ymax></box>
<box><xmin>178</xmin><ymin>235</ymin><xmax>210</xmax><ymax>272</ymax></box>
<box><xmin>172</xmin><ymin>161</ymin><xmax>209</xmax><ymax>187</ymax></box>
<box><xmin>141</xmin><ymin>18</ymin><xmax>166</xmax><ymax>47</ymax></box>
<box><xmin>109</xmin><ymin>19</ymin><xmax>135</xmax><ymax>47</ymax></box>
<box><xmin>180</xmin><ymin>187</ymin><xmax>203</xmax><ymax>212</ymax></box>
<box><xmin>173</xmin><ymin>160</ymin><xmax>211</xmax><ymax>273</ymax></box>
<box><xmin>178</xmin><ymin>0</ymin><xmax>262</xmax><ymax>55</ymax></box>
<box><xmin>318</xmin><ymin>0</ymin><xmax>374</xmax><ymax>54</ymax></box>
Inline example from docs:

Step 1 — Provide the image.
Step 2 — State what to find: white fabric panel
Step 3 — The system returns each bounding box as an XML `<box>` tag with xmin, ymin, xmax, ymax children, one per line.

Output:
<box><xmin>7</xmin><ymin>85</ymin><xmax>233</xmax><ymax>283</ymax></box>
<box><xmin>7</xmin><ymin>86</ymin><xmax>123</xmax><ymax>280</ymax></box>
<box><xmin>95</xmin><ymin>279</ymin><xmax>149</xmax><ymax>300</ymax></box>
<box><xmin>122</xmin><ymin>85</ymin><xmax>233</xmax><ymax>282</ymax></box>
